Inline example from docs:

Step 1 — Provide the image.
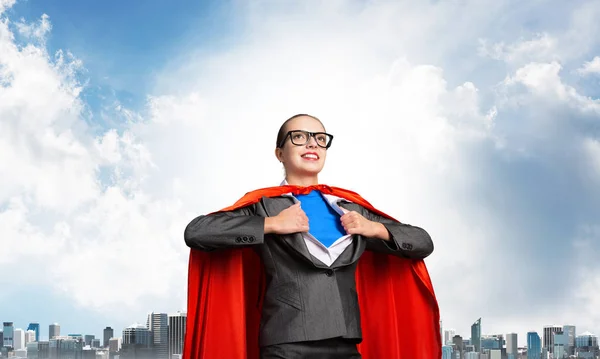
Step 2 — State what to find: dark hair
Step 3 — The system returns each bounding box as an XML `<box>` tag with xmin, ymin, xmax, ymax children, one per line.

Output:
<box><xmin>276</xmin><ymin>114</ymin><xmax>325</xmax><ymax>148</ymax></box>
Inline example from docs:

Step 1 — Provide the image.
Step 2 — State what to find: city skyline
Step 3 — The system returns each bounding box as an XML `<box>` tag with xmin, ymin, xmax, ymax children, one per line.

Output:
<box><xmin>2</xmin><ymin>315</ymin><xmax>599</xmax><ymax>349</ymax></box>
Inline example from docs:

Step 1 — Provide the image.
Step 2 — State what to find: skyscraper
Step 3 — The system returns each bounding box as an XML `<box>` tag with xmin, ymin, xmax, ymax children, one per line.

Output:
<box><xmin>471</xmin><ymin>318</ymin><xmax>481</xmax><ymax>352</ymax></box>
<box><xmin>442</xmin><ymin>345</ymin><xmax>453</xmax><ymax>359</ymax></box>
<box><xmin>563</xmin><ymin>325</ymin><xmax>576</xmax><ymax>355</ymax></box>
<box><xmin>169</xmin><ymin>312</ymin><xmax>187</xmax><ymax>358</ymax></box>
<box><xmin>108</xmin><ymin>337</ymin><xmax>120</xmax><ymax>353</ymax></box>
<box><xmin>453</xmin><ymin>335</ymin><xmax>464</xmax><ymax>357</ymax></box>
<box><xmin>103</xmin><ymin>327</ymin><xmax>113</xmax><ymax>348</ymax></box>
<box><xmin>84</xmin><ymin>335</ymin><xmax>95</xmax><ymax>346</ymax></box>
<box><xmin>543</xmin><ymin>325</ymin><xmax>562</xmax><ymax>354</ymax></box>
<box><xmin>444</xmin><ymin>329</ymin><xmax>456</xmax><ymax>346</ymax></box>
<box><xmin>147</xmin><ymin>313</ymin><xmax>169</xmax><ymax>359</ymax></box>
<box><xmin>49</xmin><ymin>323</ymin><xmax>60</xmax><ymax>340</ymax></box>
<box><xmin>3</xmin><ymin>322</ymin><xmax>14</xmax><ymax>348</ymax></box>
<box><xmin>506</xmin><ymin>333</ymin><xmax>517</xmax><ymax>357</ymax></box>
<box><xmin>527</xmin><ymin>331</ymin><xmax>541</xmax><ymax>359</ymax></box>
<box><xmin>27</xmin><ymin>323</ymin><xmax>40</xmax><ymax>342</ymax></box>
<box><xmin>13</xmin><ymin>329</ymin><xmax>25</xmax><ymax>350</ymax></box>
<box><xmin>26</xmin><ymin>330</ymin><xmax>36</xmax><ymax>344</ymax></box>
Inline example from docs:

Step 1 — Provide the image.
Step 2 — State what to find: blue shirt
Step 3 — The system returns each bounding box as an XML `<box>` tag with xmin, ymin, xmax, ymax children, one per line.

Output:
<box><xmin>294</xmin><ymin>190</ymin><xmax>347</xmax><ymax>248</ymax></box>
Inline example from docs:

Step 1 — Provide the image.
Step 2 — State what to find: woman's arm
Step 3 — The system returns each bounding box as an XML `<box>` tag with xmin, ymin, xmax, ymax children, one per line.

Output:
<box><xmin>184</xmin><ymin>205</ymin><xmax>266</xmax><ymax>251</ymax></box>
<box><xmin>340</xmin><ymin>204</ymin><xmax>434</xmax><ymax>259</ymax></box>
<box><xmin>184</xmin><ymin>201</ymin><xmax>309</xmax><ymax>252</ymax></box>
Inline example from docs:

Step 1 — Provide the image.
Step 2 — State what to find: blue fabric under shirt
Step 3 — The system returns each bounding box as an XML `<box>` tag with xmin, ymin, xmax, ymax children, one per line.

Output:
<box><xmin>294</xmin><ymin>190</ymin><xmax>347</xmax><ymax>248</ymax></box>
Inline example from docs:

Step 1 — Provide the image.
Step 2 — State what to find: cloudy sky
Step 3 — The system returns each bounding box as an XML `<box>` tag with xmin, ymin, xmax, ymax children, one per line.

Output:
<box><xmin>1</xmin><ymin>0</ymin><xmax>600</xmax><ymax>347</ymax></box>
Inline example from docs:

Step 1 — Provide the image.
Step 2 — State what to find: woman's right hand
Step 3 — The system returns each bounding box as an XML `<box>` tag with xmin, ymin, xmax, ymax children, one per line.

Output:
<box><xmin>264</xmin><ymin>203</ymin><xmax>309</xmax><ymax>234</ymax></box>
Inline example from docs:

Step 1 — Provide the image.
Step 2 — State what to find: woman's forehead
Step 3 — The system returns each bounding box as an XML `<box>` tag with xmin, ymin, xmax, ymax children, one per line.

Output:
<box><xmin>286</xmin><ymin>116</ymin><xmax>325</xmax><ymax>131</ymax></box>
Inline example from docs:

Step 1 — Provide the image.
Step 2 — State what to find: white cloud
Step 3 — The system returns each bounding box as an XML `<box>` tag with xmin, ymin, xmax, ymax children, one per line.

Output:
<box><xmin>16</xmin><ymin>14</ymin><xmax>52</xmax><ymax>42</ymax></box>
<box><xmin>578</xmin><ymin>56</ymin><xmax>600</xmax><ymax>75</ymax></box>
<box><xmin>502</xmin><ymin>61</ymin><xmax>600</xmax><ymax>113</ymax></box>
<box><xmin>479</xmin><ymin>33</ymin><xmax>560</xmax><ymax>66</ymax></box>
<box><xmin>0</xmin><ymin>0</ymin><xmax>15</xmax><ymax>15</ymax></box>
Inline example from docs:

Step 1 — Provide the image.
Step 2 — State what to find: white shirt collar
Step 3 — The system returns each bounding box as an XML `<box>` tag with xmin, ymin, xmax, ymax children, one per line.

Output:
<box><xmin>279</xmin><ymin>179</ymin><xmax>352</xmax><ymax>213</ymax></box>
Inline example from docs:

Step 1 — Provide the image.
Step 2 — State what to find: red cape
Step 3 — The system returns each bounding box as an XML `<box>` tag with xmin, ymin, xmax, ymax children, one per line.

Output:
<box><xmin>183</xmin><ymin>185</ymin><xmax>441</xmax><ymax>359</ymax></box>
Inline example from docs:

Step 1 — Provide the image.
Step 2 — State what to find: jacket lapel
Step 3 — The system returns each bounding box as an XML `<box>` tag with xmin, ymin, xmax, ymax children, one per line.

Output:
<box><xmin>259</xmin><ymin>196</ymin><xmax>315</xmax><ymax>263</ymax></box>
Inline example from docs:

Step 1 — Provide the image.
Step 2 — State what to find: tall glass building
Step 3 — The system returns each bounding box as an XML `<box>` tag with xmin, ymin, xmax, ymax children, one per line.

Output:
<box><xmin>442</xmin><ymin>345</ymin><xmax>453</xmax><ymax>359</ymax></box>
<box><xmin>471</xmin><ymin>318</ymin><xmax>481</xmax><ymax>352</ymax></box>
<box><xmin>103</xmin><ymin>327</ymin><xmax>114</xmax><ymax>348</ymax></box>
<box><xmin>49</xmin><ymin>323</ymin><xmax>60</xmax><ymax>340</ymax></box>
<box><xmin>3</xmin><ymin>322</ymin><xmax>14</xmax><ymax>348</ymax></box>
<box><xmin>543</xmin><ymin>325</ymin><xmax>562</xmax><ymax>354</ymax></box>
<box><xmin>147</xmin><ymin>313</ymin><xmax>169</xmax><ymax>359</ymax></box>
<box><xmin>168</xmin><ymin>312</ymin><xmax>186</xmax><ymax>358</ymax></box>
<box><xmin>527</xmin><ymin>331</ymin><xmax>542</xmax><ymax>359</ymax></box>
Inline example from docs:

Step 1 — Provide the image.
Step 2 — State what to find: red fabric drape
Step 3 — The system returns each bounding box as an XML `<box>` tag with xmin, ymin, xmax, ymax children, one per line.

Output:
<box><xmin>183</xmin><ymin>185</ymin><xmax>441</xmax><ymax>359</ymax></box>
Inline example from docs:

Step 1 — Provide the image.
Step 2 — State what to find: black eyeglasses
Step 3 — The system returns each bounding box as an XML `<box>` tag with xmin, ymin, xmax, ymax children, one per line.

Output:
<box><xmin>279</xmin><ymin>130</ymin><xmax>334</xmax><ymax>149</ymax></box>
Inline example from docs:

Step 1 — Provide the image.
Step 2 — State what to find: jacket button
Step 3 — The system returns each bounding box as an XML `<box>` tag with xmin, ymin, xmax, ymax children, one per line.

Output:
<box><xmin>235</xmin><ymin>237</ymin><xmax>242</xmax><ymax>243</ymax></box>
<box><xmin>249</xmin><ymin>236</ymin><xmax>255</xmax><ymax>242</ymax></box>
<box><xmin>325</xmin><ymin>269</ymin><xmax>334</xmax><ymax>277</ymax></box>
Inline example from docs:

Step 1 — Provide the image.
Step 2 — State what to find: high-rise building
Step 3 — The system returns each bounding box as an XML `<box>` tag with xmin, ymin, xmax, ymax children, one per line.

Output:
<box><xmin>122</xmin><ymin>324</ymin><xmax>152</xmax><ymax>359</ymax></box>
<box><xmin>576</xmin><ymin>332</ymin><xmax>598</xmax><ymax>348</ymax></box>
<box><xmin>471</xmin><ymin>318</ymin><xmax>482</xmax><ymax>352</ymax></box>
<box><xmin>543</xmin><ymin>325</ymin><xmax>562</xmax><ymax>354</ymax></box>
<box><xmin>84</xmin><ymin>335</ymin><xmax>95</xmax><ymax>346</ymax></box>
<box><xmin>169</xmin><ymin>312</ymin><xmax>187</xmax><ymax>358</ymax></box>
<box><xmin>442</xmin><ymin>345</ymin><xmax>453</xmax><ymax>359</ymax></box>
<box><xmin>103</xmin><ymin>327</ymin><xmax>113</xmax><ymax>348</ymax></box>
<box><xmin>49</xmin><ymin>337</ymin><xmax>83</xmax><ymax>359</ymax></box>
<box><xmin>27</xmin><ymin>323</ymin><xmax>40</xmax><ymax>342</ymax></box>
<box><xmin>563</xmin><ymin>325</ymin><xmax>576</xmax><ymax>355</ymax></box>
<box><xmin>576</xmin><ymin>331</ymin><xmax>599</xmax><ymax>358</ymax></box>
<box><xmin>445</xmin><ymin>329</ymin><xmax>456</xmax><ymax>346</ymax></box>
<box><xmin>27</xmin><ymin>342</ymin><xmax>39</xmax><ymax>359</ymax></box>
<box><xmin>26</xmin><ymin>330</ymin><xmax>36</xmax><ymax>344</ymax></box>
<box><xmin>506</xmin><ymin>333</ymin><xmax>518</xmax><ymax>357</ymax></box>
<box><xmin>147</xmin><ymin>312</ymin><xmax>169</xmax><ymax>359</ymax></box>
<box><xmin>91</xmin><ymin>338</ymin><xmax>101</xmax><ymax>348</ymax></box>
<box><xmin>122</xmin><ymin>324</ymin><xmax>151</xmax><ymax>347</ymax></box>
<box><xmin>3</xmin><ymin>322</ymin><xmax>14</xmax><ymax>348</ymax></box>
<box><xmin>38</xmin><ymin>341</ymin><xmax>50</xmax><ymax>359</ymax></box>
<box><xmin>453</xmin><ymin>335</ymin><xmax>464</xmax><ymax>357</ymax></box>
<box><xmin>13</xmin><ymin>328</ymin><xmax>25</xmax><ymax>350</ymax></box>
<box><xmin>527</xmin><ymin>331</ymin><xmax>541</xmax><ymax>359</ymax></box>
<box><xmin>108</xmin><ymin>338</ymin><xmax>120</xmax><ymax>353</ymax></box>
<box><xmin>481</xmin><ymin>335</ymin><xmax>503</xmax><ymax>350</ymax></box>
<box><xmin>49</xmin><ymin>323</ymin><xmax>60</xmax><ymax>340</ymax></box>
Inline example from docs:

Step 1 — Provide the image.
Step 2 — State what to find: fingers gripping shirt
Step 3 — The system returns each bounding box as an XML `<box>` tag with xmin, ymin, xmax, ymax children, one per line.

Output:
<box><xmin>294</xmin><ymin>190</ymin><xmax>346</xmax><ymax>248</ymax></box>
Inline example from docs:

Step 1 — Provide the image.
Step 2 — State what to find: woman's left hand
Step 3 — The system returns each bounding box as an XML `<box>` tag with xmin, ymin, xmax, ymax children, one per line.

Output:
<box><xmin>340</xmin><ymin>210</ymin><xmax>380</xmax><ymax>237</ymax></box>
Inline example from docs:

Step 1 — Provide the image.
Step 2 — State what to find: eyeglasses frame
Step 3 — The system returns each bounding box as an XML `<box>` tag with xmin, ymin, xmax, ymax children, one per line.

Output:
<box><xmin>278</xmin><ymin>130</ymin><xmax>334</xmax><ymax>149</ymax></box>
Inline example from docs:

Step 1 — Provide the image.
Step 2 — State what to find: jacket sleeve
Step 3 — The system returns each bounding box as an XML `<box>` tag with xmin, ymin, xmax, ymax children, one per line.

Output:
<box><xmin>362</xmin><ymin>208</ymin><xmax>434</xmax><ymax>259</ymax></box>
<box><xmin>184</xmin><ymin>204</ymin><xmax>266</xmax><ymax>252</ymax></box>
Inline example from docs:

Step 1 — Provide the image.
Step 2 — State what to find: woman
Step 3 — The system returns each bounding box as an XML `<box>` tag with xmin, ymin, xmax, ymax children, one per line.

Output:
<box><xmin>183</xmin><ymin>114</ymin><xmax>440</xmax><ymax>359</ymax></box>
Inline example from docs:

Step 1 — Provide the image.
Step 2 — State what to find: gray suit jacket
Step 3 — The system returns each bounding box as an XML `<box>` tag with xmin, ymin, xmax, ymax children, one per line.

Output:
<box><xmin>184</xmin><ymin>195</ymin><xmax>433</xmax><ymax>347</ymax></box>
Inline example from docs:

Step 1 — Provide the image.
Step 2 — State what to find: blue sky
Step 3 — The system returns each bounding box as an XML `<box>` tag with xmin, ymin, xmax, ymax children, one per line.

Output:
<box><xmin>1</xmin><ymin>0</ymin><xmax>600</xmax><ymax>347</ymax></box>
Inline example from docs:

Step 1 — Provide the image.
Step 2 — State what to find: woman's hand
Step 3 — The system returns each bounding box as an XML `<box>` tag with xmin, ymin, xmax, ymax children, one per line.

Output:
<box><xmin>340</xmin><ymin>210</ymin><xmax>390</xmax><ymax>240</ymax></box>
<box><xmin>264</xmin><ymin>203</ymin><xmax>309</xmax><ymax>234</ymax></box>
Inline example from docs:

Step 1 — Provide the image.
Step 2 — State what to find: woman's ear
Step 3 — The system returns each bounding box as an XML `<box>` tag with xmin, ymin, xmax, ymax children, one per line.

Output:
<box><xmin>274</xmin><ymin>147</ymin><xmax>283</xmax><ymax>163</ymax></box>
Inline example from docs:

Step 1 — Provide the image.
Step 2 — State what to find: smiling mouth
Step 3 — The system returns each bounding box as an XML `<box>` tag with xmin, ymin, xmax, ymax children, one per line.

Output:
<box><xmin>301</xmin><ymin>153</ymin><xmax>319</xmax><ymax>160</ymax></box>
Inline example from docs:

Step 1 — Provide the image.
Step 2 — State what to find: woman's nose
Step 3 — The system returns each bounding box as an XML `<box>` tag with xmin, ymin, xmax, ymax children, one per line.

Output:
<box><xmin>306</xmin><ymin>134</ymin><xmax>318</xmax><ymax>147</ymax></box>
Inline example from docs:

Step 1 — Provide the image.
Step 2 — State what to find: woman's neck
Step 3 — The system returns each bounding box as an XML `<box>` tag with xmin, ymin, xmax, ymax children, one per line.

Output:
<box><xmin>285</xmin><ymin>174</ymin><xmax>319</xmax><ymax>187</ymax></box>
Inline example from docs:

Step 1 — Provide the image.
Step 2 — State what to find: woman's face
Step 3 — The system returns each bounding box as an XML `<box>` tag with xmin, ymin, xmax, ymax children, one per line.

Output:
<box><xmin>276</xmin><ymin>116</ymin><xmax>328</xmax><ymax>178</ymax></box>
